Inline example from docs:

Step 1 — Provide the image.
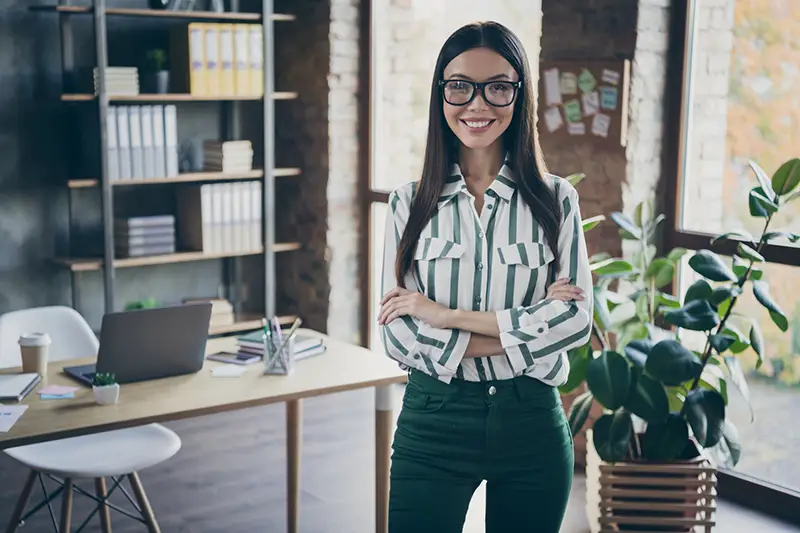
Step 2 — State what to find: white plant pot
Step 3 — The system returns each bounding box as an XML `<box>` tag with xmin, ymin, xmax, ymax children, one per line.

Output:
<box><xmin>93</xmin><ymin>384</ymin><xmax>120</xmax><ymax>405</ymax></box>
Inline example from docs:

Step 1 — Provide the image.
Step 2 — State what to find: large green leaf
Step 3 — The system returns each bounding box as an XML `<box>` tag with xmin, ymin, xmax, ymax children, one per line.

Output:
<box><xmin>706</xmin><ymin>420</ymin><xmax>742</xmax><ymax>468</ymax></box>
<box><xmin>710</xmin><ymin>230</ymin><xmax>755</xmax><ymax>245</ymax></box>
<box><xmin>709</xmin><ymin>334</ymin><xmax>736</xmax><ymax>354</ymax></box>
<box><xmin>586</xmin><ymin>350</ymin><xmax>631</xmax><ymax>410</ymax></box>
<box><xmin>724</xmin><ymin>356</ymin><xmax>754</xmax><ymax>422</ymax></box>
<box><xmin>645</xmin><ymin>340</ymin><xmax>703</xmax><ymax>386</ymax></box>
<box><xmin>645</xmin><ymin>258</ymin><xmax>675</xmax><ymax>289</ymax></box>
<box><xmin>664</xmin><ymin>300</ymin><xmax>720</xmax><ymax>331</ymax></box>
<box><xmin>559</xmin><ymin>344</ymin><xmax>592</xmax><ymax>394</ymax></box>
<box><xmin>749</xmin><ymin>323</ymin><xmax>764</xmax><ymax>369</ymax></box>
<box><xmin>684</xmin><ymin>279</ymin><xmax>713</xmax><ymax>304</ymax></box>
<box><xmin>666</xmin><ymin>247</ymin><xmax>689</xmax><ymax>263</ymax></box>
<box><xmin>684</xmin><ymin>389</ymin><xmax>726</xmax><ymax>447</ymax></box>
<box><xmin>582</xmin><ymin>215</ymin><xmax>605</xmax><ymax>232</ymax></box>
<box><xmin>666</xmin><ymin>387</ymin><xmax>686</xmax><ymax>413</ymax></box>
<box><xmin>657</xmin><ymin>292</ymin><xmax>681</xmax><ymax>310</ymax></box>
<box><xmin>737</xmin><ymin>242</ymin><xmax>764</xmax><ymax>263</ymax></box>
<box><xmin>593</xmin><ymin>411</ymin><xmax>633</xmax><ymax>463</ymax></box>
<box><xmin>565</xmin><ymin>173</ymin><xmax>586</xmax><ymax>187</ymax></box>
<box><xmin>749</xmin><ymin>187</ymin><xmax>779</xmax><ymax>217</ymax></box>
<box><xmin>608</xmin><ymin>300</ymin><xmax>637</xmax><ymax>328</ymax></box>
<box><xmin>640</xmin><ymin>413</ymin><xmax>689</xmax><ymax>461</ymax></box>
<box><xmin>624</xmin><ymin>367</ymin><xmax>669</xmax><ymax>423</ymax></box>
<box><xmin>763</xmin><ymin>231</ymin><xmax>800</xmax><ymax>243</ymax></box>
<box><xmin>610</xmin><ymin>212</ymin><xmax>642</xmax><ymax>240</ymax></box>
<box><xmin>732</xmin><ymin>256</ymin><xmax>763</xmax><ymax>281</ymax></box>
<box><xmin>592</xmin><ymin>258</ymin><xmax>635</xmax><ymax>278</ymax></box>
<box><xmin>710</xmin><ymin>286</ymin><xmax>742</xmax><ymax>307</ymax></box>
<box><xmin>616</xmin><ymin>322</ymin><xmax>649</xmax><ymax>351</ymax></box>
<box><xmin>749</xmin><ymin>160</ymin><xmax>776</xmax><ymax>200</ymax></box>
<box><xmin>567</xmin><ymin>390</ymin><xmax>594</xmax><ymax>436</ymax></box>
<box><xmin>752</xmin><ymin>281</ymin><xmax>789</xmax><ymax>332</ymax></box>
<box><xmin>771</xmin><ymin>157</ymin><xmax>800</xmax><ymax>196</ymax></box>
<box><xmin>698</xmin><ymin>364</ymin><xmax>728</xmax><ymax>405</ymax></box>
<box><xmin>624</xmin><ymin>339</ymin><xmax>652</xmax><ymax>368</ymax></box>
<box><xmin>688</xmin><ymin>250</ymin><xmax>737</xmax><ymax>282</ymax></box>
<box><xmin>593</xmin><ymin>288</ymin><xmax>612</xmax><ymax>330</ymax></box>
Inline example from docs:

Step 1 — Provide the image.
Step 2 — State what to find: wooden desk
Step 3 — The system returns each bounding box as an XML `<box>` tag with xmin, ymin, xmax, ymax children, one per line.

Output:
<box><xmin>0</xmin><ymin>329</ymin><xmax>407</xmax><ymax>533</ymax></box>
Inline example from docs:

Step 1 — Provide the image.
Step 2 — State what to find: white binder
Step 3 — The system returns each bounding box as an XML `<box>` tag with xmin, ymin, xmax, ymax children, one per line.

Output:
<box><xmin>106</xmin><ymin>106</ymin><xmax>119</xmax><ymax>181</ymax></box>
<box><xmin>164</xmin><ymin>105</ymin><xmax>179</xmax><ymax>177</ymax></box>
<box><xmin>140</xmin><ymin>106</ymin><xmax>155</xmax><ymax>179</ymax></box>
<box><xmin>116</xmin><ymin>107</ymin><xmax>132</xmax><ymax>180</ymax></box>
<box><xmin>151</xmin><ymin>105</ymin><xmax>167</xmax><ymax>178</ymax></box>
<box><xmin>128</xmin><ymin>106</ymin><xmax>144</xmax><ymax>179</ymax></box>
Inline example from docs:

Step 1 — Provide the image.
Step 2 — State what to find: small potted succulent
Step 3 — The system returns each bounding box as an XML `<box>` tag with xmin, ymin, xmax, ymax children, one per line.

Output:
<box><xmin>143</xmin><ymin>48</ymin><xmax>170</xmax><ymax>94</ymax></box>
<box><xmin>92</xmin><ymin>373</ymin><xmax>120</xmax><ymax>405</ymax></box>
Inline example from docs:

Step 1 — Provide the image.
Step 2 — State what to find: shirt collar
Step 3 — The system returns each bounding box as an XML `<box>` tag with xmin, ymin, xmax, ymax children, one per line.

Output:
<box><xmin>438</xmin><ymin>152</ymin><xmax>517</xmax><ymax>206</ymax></box>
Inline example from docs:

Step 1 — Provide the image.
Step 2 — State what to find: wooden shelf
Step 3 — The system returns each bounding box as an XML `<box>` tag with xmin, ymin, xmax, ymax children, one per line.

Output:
<box><xmin>55</xmin><ymin>243</ymin><xmax>302</xmax><ymax>272</ymax></box>
<box><xmin>30</xmin><ymin>5</ymin><xmax>296</xmax><ymax>22</ymax></box>
<box><xmin>67</xmin><ymin>168</ymin><xmax>301</xmax><ymax>189</ymax></box>
<box><xmin>61</xmin><ymin>92</ymin><xmax>298</xmax><ymax>102</ymax></box>
<box><xmin>208</xmin><ymin>314</ymin><xmax>297</xmax><ymax>336</ymax></box>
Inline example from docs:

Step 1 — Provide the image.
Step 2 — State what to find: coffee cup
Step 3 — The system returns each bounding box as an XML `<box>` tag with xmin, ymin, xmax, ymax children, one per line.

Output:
<box><xmin>19</xmin><ymin>332</ymin><xmax>52</xmax><ymax>376</ymax></box>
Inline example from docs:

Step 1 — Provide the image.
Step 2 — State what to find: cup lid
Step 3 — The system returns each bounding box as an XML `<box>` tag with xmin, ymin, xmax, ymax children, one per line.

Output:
<box><xmin>19</xmin><ymin>332</ymin><xmax>52</xmax><ymax>347</ymax></box>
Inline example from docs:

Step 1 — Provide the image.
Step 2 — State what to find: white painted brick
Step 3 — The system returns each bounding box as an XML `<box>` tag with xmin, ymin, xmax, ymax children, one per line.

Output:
<box><xmin>330</xmin><ymin>20</ymin><xmax>355</xmax><ymax>40</ymax></box>
<box><xmin>697</xmin><ymin>7</ymin><xmax>712</xmax><ymax>30</ymax></box>
<box><xmin>698</xmin><ymin>29</ymin><xmax>733</xmax><ymax>53</ymax></box>
<box><xmin>638</xmin><ymin>6</ymin><xmax>669</xmax><ymax>32</ymax></box>
<box><xmin>701</xmin><ymin>139</ymin><xmax>727</xmax><ymax>159</ymax></box>
<box><xmin>331</xmin><ymin>37</ymin><xmax>359</xmax><ymax>58</ymax></box>
<box><xmin>330</xmin><ymin>55</ymin><xmax>358</xmax><ymax>74</ymax></box>
<box><xmin>637</xmin><ymin>30</ymin><xmax>669</xmax><ymax>52</ymax></box>
<box><xmin>707</xmin><ymin>53</ymin><xmax>730</xmax><ymax>73</ymax></box>
<box><xmin>710</xmin><ymin>6</ymin><xmax>733</xmax><ymax>30</ymax></box>
<box><xmin>330</xmin><ymin>3</ymin><xmax>358</xmax><ymax>22</ymax></box>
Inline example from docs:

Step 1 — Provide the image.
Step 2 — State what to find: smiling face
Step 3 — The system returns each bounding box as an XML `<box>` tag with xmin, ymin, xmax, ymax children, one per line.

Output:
<box><xmin>441</xmin><ymin>47</ymin><xmax>519</xmax><ymax>151</ymax></box>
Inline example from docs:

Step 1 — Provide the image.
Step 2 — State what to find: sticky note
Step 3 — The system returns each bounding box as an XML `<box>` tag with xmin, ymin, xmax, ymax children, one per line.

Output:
<box><xmin>560</xmin><ymin>72</ymin><xmax>577</xmax><ymax>95</ymax></box>
<box><xmin>592</xmin><ymin>113</ymin><xmax>611</xmax><ymax>138</ymax></box>
<box><xmin>582</xmin><ymin>91</ymin><xmax>599</xmax><ymax>116</ymax></box>
<box><xmin>578</xmin><ymin>68</ymin><xmax>597</xmax><ymax>93</ymax></box>
<box><xmin>601</xmin><ymin>86</ymin><xmax>618</xmax><ymax>110</ymax></box>
<box><xmin>563</xmin><ymin>99</ymin><xmax>582</xmax><ymax>123</ymax></box>
<box><xmin>212</xmin><ymin>366</ymin><xmax>247</xmax><ymax>378</ymax></box>
<box><xmin>544</xmin><ymin>107</ymin><xmax>563</xmax><ymax>132</ymax></box>
<box><xmin>543</xmin><ymin>67</ymin><xmax>562</xmax><ymax>106</ymax></box>
<box><xmin>602</xmin><ymin>68</ymin><xmax>620</xmax><ymax>85</ymax></box>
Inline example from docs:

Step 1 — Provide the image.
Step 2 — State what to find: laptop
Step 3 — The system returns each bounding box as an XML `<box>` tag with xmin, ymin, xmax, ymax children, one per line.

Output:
<box><xmin>64</xmin><ymin>302</ymin><xmax>213</xmax><ymax>386</ymax></box>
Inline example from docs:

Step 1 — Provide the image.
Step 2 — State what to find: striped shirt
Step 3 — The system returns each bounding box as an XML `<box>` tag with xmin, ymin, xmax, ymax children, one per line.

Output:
<box><xmin>379</xmin><ymin>160</ymin><xmax>593</xmax><ymax>386</ymax></box>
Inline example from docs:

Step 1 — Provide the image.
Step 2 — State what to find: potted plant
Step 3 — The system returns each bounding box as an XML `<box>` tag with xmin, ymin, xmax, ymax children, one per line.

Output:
<box><xmin>125</xmin><ymin>297</ymin><xmax>160</xmax><ymax>311</ymax></box>
<box><xmin>563</xmin><ymin>158</ymin><xmax>799</xmax><ymax>532</ymax></box>
<box><xmin>143</xmin><ymin>48</ymin><xmax>170</xmax><ymax>94</ymax></box>
<box><xmin>92</xmin><ymin>373</ymin><xmax>120</xmax><ymax>405</ymax></box>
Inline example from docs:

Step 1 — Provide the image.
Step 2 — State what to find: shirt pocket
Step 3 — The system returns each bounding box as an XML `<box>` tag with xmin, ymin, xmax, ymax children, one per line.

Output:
<box><xmin>496</xmin><ymin>241</ymin><xmax>554</xmax><ymax>270</ymax></box>
<box><xmin>413</xmin><ymin>237</ymin><xmax>466</xmax><ymax>294</ymax></box>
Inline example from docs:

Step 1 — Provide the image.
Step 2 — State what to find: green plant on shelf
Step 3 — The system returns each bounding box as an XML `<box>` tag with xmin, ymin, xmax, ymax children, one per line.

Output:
<box><xmin>92</xmin><ymin>373</ymin><xmax>117</xmax><ymax>387</ymax></box>
<box><xmin>125</xmin><ymin>297</ymin><xmax>160</xmax><ymax>311</ymax></box>
<box><xmin>145</xmin><ymin>48</ymin><xmax>168</xmax><ymax>72</ymax></box>
<box><xmin>562</xmin><ymin>157</ymin><xmax>800</xmax><ymax>468</ymax></box>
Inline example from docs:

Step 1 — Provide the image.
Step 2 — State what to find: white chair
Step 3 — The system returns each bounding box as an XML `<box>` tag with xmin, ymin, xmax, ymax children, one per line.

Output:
<box><xmin>0</xmin><ymin>306</ymin><xmax>181</xmax><ymax>533</ymax></box>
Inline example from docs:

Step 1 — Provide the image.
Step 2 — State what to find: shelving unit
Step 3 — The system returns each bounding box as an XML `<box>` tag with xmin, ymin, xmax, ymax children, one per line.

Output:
<box><xmin>35</xmin><ymin>0</ymin><xmax>297</xmax><ymax>336</ymax></box>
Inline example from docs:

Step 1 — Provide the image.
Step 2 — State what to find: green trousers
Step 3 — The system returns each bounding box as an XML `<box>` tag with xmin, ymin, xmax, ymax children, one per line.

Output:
<box><xmin>388</xmin><ymin>370</ymin><xmax>574</xmax><ymax>533</ymax></box>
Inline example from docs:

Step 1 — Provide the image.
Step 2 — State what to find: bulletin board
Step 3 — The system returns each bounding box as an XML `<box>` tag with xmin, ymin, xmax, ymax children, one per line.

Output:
<box><xmin>537</xmin><ymin>59</ymin><xmax>631</xmax><ymax>148</ymax></box>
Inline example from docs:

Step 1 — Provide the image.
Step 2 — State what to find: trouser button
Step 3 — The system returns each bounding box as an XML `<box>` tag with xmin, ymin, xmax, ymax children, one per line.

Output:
<box><xmin>488</xmin><ymin>385</ymin><xmax>497</xmax><ymax>395</ymax></box>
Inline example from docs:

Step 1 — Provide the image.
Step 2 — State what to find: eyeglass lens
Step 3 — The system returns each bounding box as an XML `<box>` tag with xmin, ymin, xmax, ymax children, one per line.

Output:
<box><xmin>442</xmin><ymin>80</ymin><xmax>516</xmax><ymax>106</ymax></box>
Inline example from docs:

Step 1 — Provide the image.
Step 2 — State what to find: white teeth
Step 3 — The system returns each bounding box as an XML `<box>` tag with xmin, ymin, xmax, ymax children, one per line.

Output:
<box><xmin>464</xmin><ymin>120</ymin><xmax>491</xmax><ymax>128</ymax></box>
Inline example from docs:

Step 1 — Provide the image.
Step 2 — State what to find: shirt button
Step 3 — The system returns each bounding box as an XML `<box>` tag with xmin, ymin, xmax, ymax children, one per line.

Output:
<box><xmin>488</xmin><ymin>386</ymin><xmax>497</xmax><ymax>395</ymax></box>
<box><xmin>413</xmin><ymin>354</ymin><xmax>420</xmax><ymax>360</ymax></box>
<box><xmin>475</xmin><ymin>296</ymin><xmax>482</xmax><ymax>304</ymax></box>
<box><xmin>478</xmin><ymin>231</ymin><xmax>484</xmax><ymax>239</ymax></box>
<box><xmin>487</xmin><ymin>204</ymin><xmax>493</xmax><ymax>210</ymax></box>
<box><xmin>477</xmin><ymin>263</ymin><xmax>484</xmax><ymax>270</ymax></box>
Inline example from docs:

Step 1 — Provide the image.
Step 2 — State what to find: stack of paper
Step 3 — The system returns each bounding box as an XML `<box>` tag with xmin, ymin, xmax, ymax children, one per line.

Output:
<box><xmin>94</xmin><ymin>67</ymin><xmax>139</xmax><ymax>96</ymax></box>
<box><xmin>203</xmin><ymin>140</ymin><xmax>253</xmax><ymax>173</ymax></box>
<box><xmin>115</xmin><ymin>215</ymin><xmax>176</xmax><ymax>258</ymax></box>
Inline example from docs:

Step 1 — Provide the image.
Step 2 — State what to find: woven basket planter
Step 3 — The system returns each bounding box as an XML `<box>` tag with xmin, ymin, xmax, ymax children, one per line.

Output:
<box><xmin>585</xmin><ymin>430</ymin><xmax>718</xmax><ymax>533</ymax></box>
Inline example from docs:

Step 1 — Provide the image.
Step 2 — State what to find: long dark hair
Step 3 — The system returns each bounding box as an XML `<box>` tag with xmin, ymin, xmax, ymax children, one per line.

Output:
<box><xmin>395</xmin><ymin>21</ymin><xmax>561</xmax><ymax>286</ymax></box>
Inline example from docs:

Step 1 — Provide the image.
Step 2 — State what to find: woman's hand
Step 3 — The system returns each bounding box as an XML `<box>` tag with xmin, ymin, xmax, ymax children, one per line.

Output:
<box><xmin>378</xmin><ymin>287</ymin><xmax>453</xmax><ymax>329</ymax></box>
<box><xmin>546</xmin><ymin>277</ymin><xmax>585</xmax><ymax>302</ymax></box>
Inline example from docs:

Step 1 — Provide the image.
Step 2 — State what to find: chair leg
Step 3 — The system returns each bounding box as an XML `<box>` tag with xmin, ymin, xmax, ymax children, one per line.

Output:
<box><xmin>127</xmin><ymin>472</ymin><xmax>160</xmax><ymax>533</ymax></box>
<box><xmin>94</xmin><ymin>477</ymin><xmax>113</xmax><ymax>533</ymax></box>
<box><xmin>60</xmin><ymin>478</ymin><xmax>74</xmax><ymax>533</ymax></box>
<box><xmin>4</xmin><ymin>471</ymin><xmax>38</xmax><ymax>533</ymax></box>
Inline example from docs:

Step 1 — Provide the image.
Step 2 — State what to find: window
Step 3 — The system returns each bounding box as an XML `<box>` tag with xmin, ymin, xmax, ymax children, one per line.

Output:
<box><xmin>365</xmin><ymin>0</ymin><xmax>544</xmax><ymax>348</ymax></box>
<box><xmin>669</xmin><ymin>0</ymin><xmax>800</xmax><ymax>499</ymax></box>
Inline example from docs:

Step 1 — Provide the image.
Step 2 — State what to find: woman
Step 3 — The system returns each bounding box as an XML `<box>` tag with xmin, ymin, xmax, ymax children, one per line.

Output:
<box><xmin>377</xmin><ymin>21</ymin><xmax>593</xmax><ymax>533</ymax></box>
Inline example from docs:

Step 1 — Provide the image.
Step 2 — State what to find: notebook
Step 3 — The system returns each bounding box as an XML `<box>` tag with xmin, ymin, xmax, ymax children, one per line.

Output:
<box><xmin>0</xmin><ymin>373</ymin><xmax>41</xmax><ymax>402</ymax></box>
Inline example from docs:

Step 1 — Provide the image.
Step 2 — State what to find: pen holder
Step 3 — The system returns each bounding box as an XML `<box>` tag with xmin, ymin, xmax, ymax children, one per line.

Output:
<box><xmin>263</xmin><ymin>334</ymin><xmax>295</xmax><ymax>375</ymax></box>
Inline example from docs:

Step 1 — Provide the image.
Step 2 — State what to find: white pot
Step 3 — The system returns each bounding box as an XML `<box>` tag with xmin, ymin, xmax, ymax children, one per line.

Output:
<box><xmin>93</xmin><ymin>384</ymin><xmax>120</xmax><ymax>405</ymax></box>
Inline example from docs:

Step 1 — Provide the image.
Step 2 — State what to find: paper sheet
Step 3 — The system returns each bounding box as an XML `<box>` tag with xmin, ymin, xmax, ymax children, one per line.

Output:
<box><xmin>38</xmin><ymin>385</ymin><xmax>78</xmax><ymax>396</ymax></box>
<box><xmin>563</xmin><ymin>99</ymin><xmax>582</xmax><ymax>123</ymax></box>
<box><xmin>601</xmin><ymin>86</ymin><xmax>618</xmax><ymax>110</ymax></box>
<box><xmin>0</xmin><ymin>405</ymin><xmax>28</xmax><ymax>432</ymax></box>
<box><xmin>602</xmin><ymin>68</ymin><xmax>620</xmax><ymax>85</ymax></box>
<box><xmin>568</xmin><ymin>121</ymin><xmax>586</xmax><ymax>135</ymax></box>
<box><xmin>592</xmin><ymin>113</ymin><xmax>611</xmax><ymax>138</ymax></box>
<box><xmin>582</xmin><ymin>91</ymin><xmax>599</xmax><ymax>116</ymax></box>
<box><xmin>544</xmin><ymin>106</ymin><xmax>563</xmax><ymax>132</ymax></box>
<box><xmin>543</xmin><ymin>68</ymin><xmax>562</xmax><ymax>106</ymax></box>
<box><xmin>560</xmin><ymin>72</ymin><xmax>577</xmax><ymax>95</ymax></box>
<box><xmin>578</xmin><ymin>68</ymin><xmax>597</xmax><ymax>93</ymax></box>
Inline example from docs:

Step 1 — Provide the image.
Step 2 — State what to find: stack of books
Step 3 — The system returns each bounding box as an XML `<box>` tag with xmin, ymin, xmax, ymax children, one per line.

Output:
<box><xmin>94</xmin><ymin>67</ymin><xmax>139</xmax><ymax>97</ymax></box>
<box><xmin>114</xmin><ymin>215</ymin><xmax>176</xmax><ymax>258</ymax></box>
<box><xmin>183</xmin><ymin>297</ymin><xmax>234</xmax><ymax>328</ymax></box>
<box><xmin>236</xmin><ymin>330</ymin><xmax>325</xmax><ymax>361</ymax></box>
<box><xmin>203</xmin><ymin>140</ymin><xmax>253</xmax><ymax>173</ymax></box>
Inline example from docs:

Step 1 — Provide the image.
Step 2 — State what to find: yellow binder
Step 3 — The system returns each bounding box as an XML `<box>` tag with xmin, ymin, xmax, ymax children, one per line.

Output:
<box><xmin>249</xmin><ymin>24</ymin><xmax>264</xmax><ymax>98</ymax></box>
<box><xmin>233</xmin><ymin>24</ymin><xmax>251</xmax><ymax>97</ymax></box>
<box><xmin>218</xmin><ymin>24</ymin><xmax>236</xmax><ymax>97</ymax></box>
<box><xmin>202</xmin><ymin>23</ymin><xmax>221</xmax><ymax>96</ymax></box>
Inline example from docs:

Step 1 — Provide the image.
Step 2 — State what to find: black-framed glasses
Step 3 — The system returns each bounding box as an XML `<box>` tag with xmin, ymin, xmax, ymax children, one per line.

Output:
<box><xmin>439</xmin><ymin>79</ymin><xmax>522</xmax><ymax>107</ymax></box>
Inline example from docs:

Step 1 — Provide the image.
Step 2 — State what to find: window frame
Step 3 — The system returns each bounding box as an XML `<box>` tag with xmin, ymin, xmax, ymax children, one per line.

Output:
<box><xmin>662</xmin><ymin>0</ymin><xmax>800</xmax><ymax>522</ymax></box>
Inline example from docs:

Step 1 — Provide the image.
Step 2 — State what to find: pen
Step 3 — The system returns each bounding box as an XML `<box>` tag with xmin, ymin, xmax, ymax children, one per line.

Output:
<box><xmin>262</xmin><ymin>317</ymin><xmax>274</xmax><ymax>359</ymax></box>
<box><xmin>272</xmin><ymin>316</ymin><xmax>283</xmax><ymax>343</ymax></box>
<box><xmin>273</xmin><ymin>317</ymin><xmax>302</xmax><ymax>358</ymax></box>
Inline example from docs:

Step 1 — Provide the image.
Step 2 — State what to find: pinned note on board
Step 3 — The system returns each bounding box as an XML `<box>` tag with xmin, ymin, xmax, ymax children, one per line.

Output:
<box><xmin>543</xmin><ymin>67</ymin><xmax>562</xmax><ymax>106</ymax></box>
<box><xmin>544</xmin><ymin>107</ymin><xmax>563</xmax><ymax>132</ymax></box>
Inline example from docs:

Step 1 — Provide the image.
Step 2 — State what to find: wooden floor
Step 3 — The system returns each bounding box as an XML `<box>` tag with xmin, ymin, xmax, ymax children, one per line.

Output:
<box><xmin>0</xmin><ymin>384</ymin><xmax>797</xmax><ymax>532</ymax></box>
